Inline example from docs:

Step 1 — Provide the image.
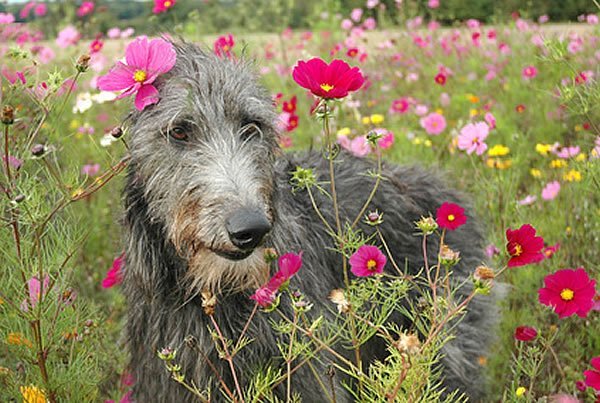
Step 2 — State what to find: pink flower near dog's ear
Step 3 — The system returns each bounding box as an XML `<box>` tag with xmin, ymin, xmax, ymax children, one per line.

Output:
<box><xmin>292</xmin><ymin>58</ymin><xmax>364</xmax><ymax>99</ymax></box>
<box><xmin>102</xmin><ymin>253</ymin><xmax>125</xmax><ymax>289</ymax></box>
<box><xmin>349</xmin><ymin>245</ymin><xmax>387</xmax><ymax>277</ymax></box>
<box><xmin>97</xmin><ymin>36</ymin><xmax>176</xmax><ymax>111</ymax></box>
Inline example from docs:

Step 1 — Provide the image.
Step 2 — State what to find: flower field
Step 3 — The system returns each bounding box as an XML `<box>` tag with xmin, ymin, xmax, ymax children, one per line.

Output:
<box><xmin>1</xmin><ymin>1</ymin><xmax>599</xmax><ymax>402</ymax></box>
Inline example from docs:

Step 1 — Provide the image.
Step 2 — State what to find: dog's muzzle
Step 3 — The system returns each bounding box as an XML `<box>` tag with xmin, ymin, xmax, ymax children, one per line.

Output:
<box><xmin>223</xmin><ymin>208</ymin><xmax>271</xmax><ymax>259</ymax></box>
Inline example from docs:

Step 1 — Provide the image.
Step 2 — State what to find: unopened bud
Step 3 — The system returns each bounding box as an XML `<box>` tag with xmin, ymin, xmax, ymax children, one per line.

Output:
<box><xmin>14</xmin><ymin>194</ymin><xmax>26</xmax><ymax>203</ymax></box>
<box><xmin>201</xmin><ymin>290</ymin><xmax>217</xmax><ymax>316</ymax></box>
<box><xmin>31</xmin><ymin>144</ymin><xmax>45</xmax><ymax>157</ymax></box>
<box><xmin>474</xmin><ymin>265</ymin><xmax>495</xmax><ymax>281</ymax></box>
<box><xmin>1</xmin><ymin>105</ymin><xmax>14</xmax><ymax>125</ymax></box>
<box><xmin>439</xmin><ymin>244</ymin><xmax>461</xmax><ymax>267</ymax></box>
<box><xmin>415</xmin><ymin>216</ymin><xmax>438</xmax><ymax>235</ymax></box>
<box><xmin>76</xmin><ymin>54</ymin><xmax>91</xmax><ymax>72</ymax></box>
<box><xmin>263</xmin><ymin>248</ymin><xmax>278</xmax><ymax>263</ymax></box>
<box><xmin>110</xmin><ymin>126</ymin><xmax>123</xmax><ymax>139</ymax></box>
<box><xmin>365</xmin><ymin>210</ymin><xmax>384</xmax><ymax>226</ymax></box>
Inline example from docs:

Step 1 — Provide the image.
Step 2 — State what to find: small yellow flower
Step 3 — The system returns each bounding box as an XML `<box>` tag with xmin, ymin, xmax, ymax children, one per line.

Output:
<box><xmin>488</xmin><ymin>144</ymin><xmax>510</xmax><ymax>157</ymax></box>
<box><xmin>435</xmin><ymin>108</ymin><xmax>444</xmax><ymax>115</ymax></box>
<box><xmin>486</xmin><ymin>158</ymin><xmax>512</xmax><ymax>169</ymax></box>
<box><xmin>20</xmin><ymin>385</ymin><xmax>47</xmax><ymax>403</ymax></box>
<box><xmin>71</xmin><ymin>188</ymin><xmax>84</xmax><ymax>199</ymax></box>
<box><xmin>536</xmin><ymin>143</ymin><xmax>552</xmax><ymax>155</ymax></box>
<box><xmin>575</xmin><ymin>153</ymin><xmax>586</xmax><ymax>162</ymax></box>
<box><xmin>69</xmin><ymin>119</ymin><xmax>80</xmax><ymax>130</ymax></box>
<box><xmin>469</xmin><ymin>108</ymin><xmax>478</xmax><ymax>117</ymax></box>
<box><xmin>515</xmin><ymin>386</ymin><xmax>526</xmax><ymax>397</ymax></box>
<box><xmin>424</xmin><ymin>139</ymin><xmax>432</xmax><ymax>147</ymax></box>
<box><xmin>563</xmin><ymin>169</ymin><xmax>582</xmax><ymax>182</ymax></box>
<box><xmin>466</xmin><ymin>94</ymin><xmax>479</xmax><ymax>103</ymax></box>
<box><xmin>361</xmin><ymin>116</ymin><xmax>371</xmax><ymax>125</ymax></box>
<box><xmin>574</xmin><ymin>124</ymin><xmax>582</xmax><ymax>132</ymax></box>
<box><xmin>530</xmin><ymin>168</ymin><xmax>542</xmax><ymax>178</ymax></box>
<box><xmin>550</xmin><ymin>159</ymin><xmax>567</xmax><ymax>169</ymax></box>
<box><xmin>413</xmin><ymin>138</ymin><xmax>423</xmax><ymax>145</ymax></box>
<box><xmin>477</xmin><ymin>356</ymin><xmax>488</xmax><ymax>366</ymax></box>
<box><xmin>370</xmin><ymin>114</ymin><xmax>384</xmax><ymax>125</ymax></box>
<box><xmin>337</xmin><ymin>127</ymin><xmax>351</xmax><ymax>136</ymax></box>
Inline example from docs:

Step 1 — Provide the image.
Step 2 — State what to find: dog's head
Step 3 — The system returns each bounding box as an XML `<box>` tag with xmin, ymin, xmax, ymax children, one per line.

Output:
<box><xmin>127</xmin><ymin>41</ymin><xmax>279</xmax><ymax>291</ymax></box>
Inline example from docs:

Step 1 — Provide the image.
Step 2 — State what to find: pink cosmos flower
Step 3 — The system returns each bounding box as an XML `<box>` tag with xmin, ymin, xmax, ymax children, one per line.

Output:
<box><xmin>554</xmin><ymin>146</ymin><xmax>580</xmax><ymax>159</ymax></box>
<box><xmin>484</xmin><ymin>112</ymin><xmax>496</xmax><ymax>129</ymax></box>
<box><xmin>587</xmin><ymin>14</ymin><xmax>599</xmax><ymax>25</ymax></box>
<box><xmin>102</xmin><ymin>253</ymin><xmax>124</xmax><ymax>288</ymax></box>
<box><xmin>428</xmin><ymin>0</ymin><xmax>440</xmax><ymax>8</ymax></box>
<box><xmin>34</xmin><ymin>3</ymin><xmax>47</xmax><ymax>17</ymax></box>
<box><xmin>214</xmin><ymin>34</ymin><xmax>235</xmax><ymax>58</ymax></box>
<box><xmin>363</xmin><ymin>17</ymin><xmax>377</xmax><ymax>30</ymax></box>
<box><xmin>538</xmin><ymin>15</ymin><xmax>549</xmax><ymax>23</ymax></box>
<box><xmin>82</xmin><ymin>163</ymin><xmax>100</xmax><ymax>177</ymax></box>
<box><xmin>350</xmin><ymin>8</ymin><xmax>363</xmax><ymax>22</ymax></box>
<box><xmin>522</xmin><ymin>65</ymin><xmax>538</xmax><ymax>80</ymax></box>
<box><xmin>292</xmin><ymin>58</ymin><xmax>364</xmax><ymax>99</ymax></box>
<box><xmin>77</xmin><ymin>1</ymin><xmax>95</xmax><ymax>18</ymax></box>
<box><xmin>250</xmin><ymin>252</ymin><xmax>303</xmax><ymax>308</ymax></box>
<box><xmin>485</xmin><ymin>244</ymin><xmax>500</xmax><ymax>257</ymax></box>
<box><xmin>0</xmin><ymin>12</ymin><xmax>14</xmax><ymax>24</ymax></box>
<box><xmin>518</xmin><ymin>195</ymin><xmax>537</xmax><ymax>206</ymax></box>
<box><xmin>541</xmin><ymin>181</ymin><xmax>560</xmax><ymax>201</ymax></box>
<box><xmin>97</xmin><ymin>37</ymin><xmax>176</xmax><ymax>111</ymax></box>
<box><xmin>56</xmin><ymin>26</ymin><xmax>81</xmax><ymax>48</ymax></box>
<box><xmin>349</xmin><ymin>245</ymin><xmax>387</xmax><ymax>277</ymax></box>
<box><xmin>539</xmin><ymin>268</ymin><xmax>596</xmax><ymax>318</ymax></box>
<box><xmin>90</xmin><ymin>38</ymin><xmax>104</xmax><ymax>53</ymax></box>
<box><xmin>19</xmin><ymin>2</ymin><xmax>35</xmax><ymax>18</ymax></box>
<box><xmin>420</xmin><ymin>113</ymin><xmax>446</xmax><ymax>135</ymax></box>
<box><xmin>153</xmin><ymin>0</ymin><xmax>176</xmax><ymax>14</ymax></box>
<box><xmin>21</xmin><ymin>275</ymin><xmax>50</xmax><ymax>312</ymax></box>
<box><xmin>457</xmin><ymin>122</ymin><xmax>489</xmax><ymax>155</ymax></box>
<box><xmin>107</xmin><ymin>27</ymin><xmax>121</xmax><ymax>39</ymax></box>
<box><xmin>341</xmin><ymin>19</ymin><xmax>353</xmax><ymax>30</ymax></box>
<box><xmin>376</xmin><ymin>128</ymin><xmax>394</xmax><ymax>149</ymax></box>
<box><xmin>390</xmin><ymin>98</ymin><xmax>410</xmax><ymax>114</ymax></box>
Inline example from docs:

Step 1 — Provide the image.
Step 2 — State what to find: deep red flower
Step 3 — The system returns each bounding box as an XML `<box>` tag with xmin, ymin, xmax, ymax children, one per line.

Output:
<box><xmin>346</xmin><ymin>48</ymin><xmax>359</xmax><ymax>58</ymax></box>
<box><xmin>292</xmin><ymin>58</ymin><xmax>364</xmax><ymax>99</ymax></box>
<box><xmin>584</xmin><ymin>356</ymin><xmax>600</xmax><ymax>391</ymax></box>
<box><xmin>282</xmin><ymin>95</ymin><xmax>297</xmax><ymax>113</ymax></box>
<box><xmin>286</xmin><ymin>114</ymin><xmax>299</xmax><ymax>132</ymax></box>
<box><xmin>505</xmin><ymin>224</ymin><xmax>545</xmax><ymax>267</ymax></box>
<box><xmin>515</xmin><ymin>104</ymin><xmax>526</xmax><ymax>113</ymax></box>
<box><xmin>434</xmin><ymin>72</ymin><xmax>447</xmax><ymax>85</ymax></box>
<box><xmin>514</xmin><ymin>326</ymin><xmax>537</xmax><ymax>342</ymax></box>
<box><xmin>538</xmin><ymin>268</ymin><xmax>596</xmax><ymax>318</ymax></box>
<box><xmin>349</xmin><ymin>245</ymin><xmax>387</xmax><ymax>277</ymax></box>
<box><xmin>543</xmin><ymin>242</ymin><xmax>560</xmax><ymax>259</ymax></box>
<box><xmin>436</xmin><ymin>202</ymin><xmax>467</xmax><ymax>230</ymax></box>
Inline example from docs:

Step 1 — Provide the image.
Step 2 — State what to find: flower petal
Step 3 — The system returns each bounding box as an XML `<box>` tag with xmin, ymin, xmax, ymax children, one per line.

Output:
<box><xmin>134</xmin><ymin>84</ymin><xmax>159</xmax><ymax>111</ymax></box>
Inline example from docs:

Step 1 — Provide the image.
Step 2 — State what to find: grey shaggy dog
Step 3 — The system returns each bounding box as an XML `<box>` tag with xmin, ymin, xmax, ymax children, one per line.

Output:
<box><xmin>122</xmin><ymin>41</ymin><xmax>495</xmax><ymax>402</ymax></box>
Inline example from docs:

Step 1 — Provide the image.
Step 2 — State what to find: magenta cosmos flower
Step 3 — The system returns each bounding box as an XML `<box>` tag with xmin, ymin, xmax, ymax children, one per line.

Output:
<box><xmin>292</xmin><ymin>58</ymin><xmax>365</xmax><ymax>99</ymax></box>
<box><xmin>436</xmin><ymin>202</ymin><xmax>467</xmax><ymax>230</ymax></box>
<box><xmin>102</xmin><ymin>253</ymin><xmax>125</xmax><ymax>289</ymax></box>
<box><xmin>153</xmin><ymin>0</ymin><xmax>176</xmax><ymax>14</ymax></box>
<box><xmin>420</xmin><ymin>112</ymin><xmax>447</xmax><ymax>135</ymax></box>
<box><xmin>349</xmin><ymin>245</ymin><xmax>387</xmax><ymax>277</ymax></box>
<box><xmin>505</xmin><ymin>224</ymin><xmax>545</xmax><ymax>267</ymax></box>
<box><xmin>214</xmin><ymin>34</ymin><xmax>235</xmax><ymax>58</ymax></box>
<box><xmin>97</xmin><ymin>37</ymin><xmax>176</xmax><ymax>111</ymax></box>
<box><xmin>77</xmin><ymin>1</ymin><xmax>95</xmax><ymax>18</ymax></box>
<box><xmin>457</xmin><ymin>122</ymin><xmax>489</xmax><ymax>155</ymax></box>
<box><xmin>584</xmin><ymin>356</ymin><xmax>600</xmax><ymax>391</ymax></box>
<box><xmin>538</xmin><ymin>268</ymin><xmax>596</xmax><ymax>318</ymax></box>
<box><xmin>250</xmin><ymin>252</ymin><xmax>303</xmax><ymax>308</ymax></box>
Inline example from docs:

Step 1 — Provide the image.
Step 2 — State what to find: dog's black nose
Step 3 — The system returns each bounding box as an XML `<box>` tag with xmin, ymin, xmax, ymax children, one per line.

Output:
<box><xmin>226</xmin><ymin>209</ymin><xmax>271</xmax><ymax>250</ymax></box>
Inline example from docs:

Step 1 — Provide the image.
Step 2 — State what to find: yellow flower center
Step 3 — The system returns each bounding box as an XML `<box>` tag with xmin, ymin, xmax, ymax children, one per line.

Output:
<box><xmin>367</xmin><ymin>259</ymin><xmax>377</xmax><ymax>271</ymax></box>
<box><xmin>320</xmin><ymin>83</ymin><xmax>334</xmax><ymax>92</ymax></box>
<box><xmin>133</xmin><ymin>70</ymin><xmax>147</xmax><ymax>83</ymax></box>
<box><xmin>512</xmin><ymin>243</ymin><xmax>523</xmax><ymax>257</ymax></box>
<box><xmin>447</xmin><ymin>214</ymin><xmax>455</xmax><ymax>221</ymax></box>
<box><xmin>222</xmin><ymin>45</ymin><xmax>230</xmax><ymax>52</ymax></box>
<box><xmin>164</xmin><ymin>0</ymin><xmax>172</xmax><ymax>7</ymax></box>
<box><xmin>560</xmin><ymin>288</ymin><xmax>574</xmax><ymax>301</ymax></box>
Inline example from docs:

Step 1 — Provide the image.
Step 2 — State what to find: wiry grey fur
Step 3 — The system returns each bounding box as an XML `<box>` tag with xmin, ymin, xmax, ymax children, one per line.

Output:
<box><xmin>122</xmin><ymin>41</ymin><xmax>495</xmax><ymax>402</ymax></box>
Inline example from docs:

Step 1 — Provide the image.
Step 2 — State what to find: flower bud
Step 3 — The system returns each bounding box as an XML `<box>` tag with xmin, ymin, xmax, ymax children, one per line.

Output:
<box><xmin>365</xmin><ymin>210</ymin><xmax>384</xmax><ymax>226</ymax></box>
<box><xmin>110</xmin><ymin>126</ymin><xmax>123</xmax><ymax>139</ymax></box>
<box><xmin>1</xmin><ymin>105</ymin><xmax>14</xmax><ymax>125</ymax></box>
<box><xmin>415</xmin><ymin>216</ymin><xmax>438</xmax><ymax>235</ymax></box>
<box><xmin>14</xmin><ymin>194</ymin><xmax>26</xmax><ymax>203</ymax></box>
<box><xmin>76</xmin><ymin>54</ymin><xmax>91</xmax><ymax>72</ymax></box>
<box><xmin>31</xmin><ymin>144</ymin><xmax>46</xmax><ymax>157</ymax></box>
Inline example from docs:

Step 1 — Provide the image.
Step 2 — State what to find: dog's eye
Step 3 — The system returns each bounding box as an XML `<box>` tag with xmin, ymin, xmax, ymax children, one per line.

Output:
<box><xmin>168</xmin><ymin>126</ymin><xmax>188</xmax><ymax>142</ymax></box>
<box><xmin>240</xmin><ymin>121</ymin><xmax>262</xmax><ymax>142</ymax></box>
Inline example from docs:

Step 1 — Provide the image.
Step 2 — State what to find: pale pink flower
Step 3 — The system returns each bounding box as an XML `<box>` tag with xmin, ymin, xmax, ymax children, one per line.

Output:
<box><xmin>428</xmin><ymin>0</ymin><xmax>440</xmax><ymax>9</ymax></box>
<box><xmin>376</xmin><ymin>129</ymin><xmax>394</xmax><ymax>149</ymax></box>
<box><xmin>366</xmin><ymin>0</ymin><xmax>379</xmax><ymax>9</ymax></box>
<box><xmin>350</xmin><ymin>8</ymin><xmax>363</xmax><ymax>22</ymax></box>
<box><xmin>414</xmin><ymin>104</ymin><xmax>428</xmax><ymax>115</ymax></box>
<box><xmin>107</xmin><ymin>27</ymin><xmax>121</xmax><ymax>39</ymax></box>
<box><xmin>21</xmin><ymin>275</ymin><xmax>50</xmax><ymax>312</ymax></box>
<box><xmin>457</xmin><ymin>122</ymin><xmax>489</xmax><ymax>155</ymax></box>
<box><xmin>363</xmin><ymin>17</ymin><xmax>376</xmax><ymax>30</ymax></box>
<box><xmin>350</xmin><ymin>136</ymin><xmax>371</xmax><ymax>157</ymax></box>
<box><xmin>538</xmin><ymin>15</ymin><xmax>549</xmax><ymax>24</ymax></box>
<box><xmin>97</xmin><ymin>37</ymin><xmax>176</xmax><ymax>111</ymax></box>
<box><xmin>554</xmin><ymin>146</ymin><xmax>580</xmax><ymax>159</ymax></box>
<box><xmin>82</xmin><ymin>163</ymin><xmax>100</xmax><ymax>177</ymax></box>
<box><xmin>420</xmin><ymin>113</ymin><xmax>446</xmax><ymax>135</ymax></box>
<box><xmin>120</xmin><ymin>28</ymin><xmax>135</xmax><ymax>38</ymax></box>
<box><xmin>518</xmin><ymin>195</ymin><xmax>537</xmax><ymax>206</ymax></box>
<box><xmin>56</xmin><ymin>26</ymin><xmax>81</xmax><ymax>48</ymax></box>
<box><xmin>587</xmin><ymin>14</ymin><xmax>599</xmax><ymax>25</ymax></box>
<box><xmin>341</xmin><ymin>19</ymin><xmax>353</xmax><ymax>30</ymax></box>
<box><xmin>0</xmin><ymin>12</ymin><xmax>15</xmax><ymax>24</ymax></box>
<box><xmin>541</xmin><ymin>181</ymin><xmax>560</xmax><ymax>200</ymax></box>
